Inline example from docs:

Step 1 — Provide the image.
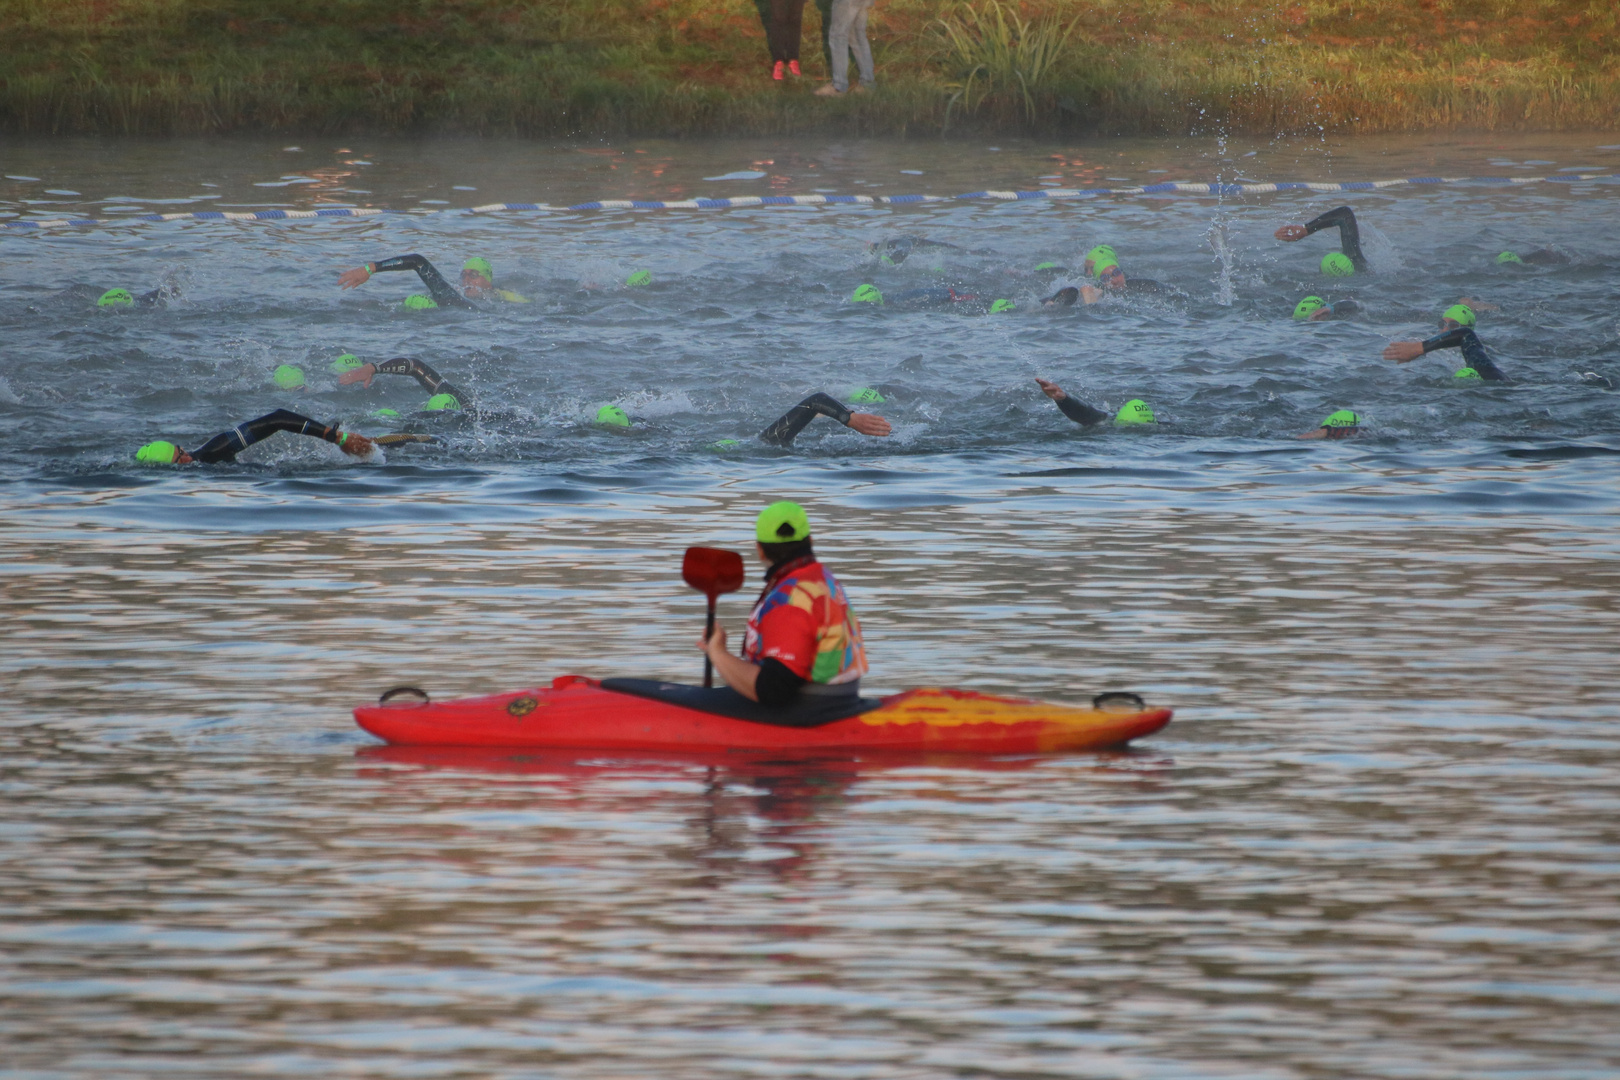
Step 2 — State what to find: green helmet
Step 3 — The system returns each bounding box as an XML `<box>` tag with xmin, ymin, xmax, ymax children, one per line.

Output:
<box><xmin>1495</xmin><ymin>250</ymin><xmax>1524</xmax><ymax>265</ymax></box>
<box><xmin>1442</xmin><ymin>303</ymin><xmax>1476</xmax><ymax>328</ymax></box>
<box><xmin>97</xmin><ymin>288</ymin><xmax>135</xmax><ymax>307</ymax></box>
<box><xmin>329</xmin><ymin>353</ymin><xmax>364</xmax><ymax>374</ymax></box>
<box><xmin>135</xmin><ymin>440</ymin><xmax>180</xmax><ymax>464</ymax></box>
<box><xmin>625</xmin><ymin>270</ymin><xmax>651</xmax><ymax>287</ymax></box>
<box><xmin>756</xmin><ymin>500</ymin><xmax>811</xmax><ymax>544</ymax></box>
<box><xmin>990</xmin><ymin>298</ymin><xmax>1016</xmax><ymax>313</ymax></box>
<box><xmin>372</xmin><ymin>408</ymin><xmax>401</xmax><ymax>419</ymax></box>
<box><xmin>1293</xmin><ymin>296</ymin><xmax>1328</xmax><ymax>321</ymax></box>
<box><xmin>1092</xmin><ymin>258</ymin><xmax>1121</xmax><ymax>280</ymax></box>
<box><xmin>851</xmin><ymin>284</ymin><xmax>883</xmax><ymax>305</ymax></box>
<box><xmin>1321</xmin><ymin>252</ymin><xmax>1355</xmax><ymax>276</ymax></box>
<box><xmin>423</xmin><ymin>393</ymin><xmax>461</xmax><ymax>411</ymax></box>
<box><xmin>1321</xmin><ymin>409</ymin><xmax>1360</xmax><ymax>428</ymax></box>
<box><xmin>710</xmin><ymin>438</ymin><xmax>742</xmax><ymax>451</ymax></box>
<box><xmin>462</xmin><ymin>257</ymin><xmax>494</xmax><ymax>281</ymax></box>
<box><xmin>403</xmin><ymin>294</ymin><xmax>439</xmax><ymax>310</ymax></box>
<box><xmin>595</xmin><ymin>404</ymin><xmax>630</xmax><ymax>427</ymax></box>
<box><xmin>272</xmin><ymin>364</ymin><xmax>306</xmax><ymax>390</ymax></box>
<box><xmin>1114</xmin><ymin>399</ymin><xmax>1155</xmax><ymax>425</ymax></box>
<box><xmin>1084</xmin><ymin>245</ymin><xmax>1116</xmax><ymax>268</ymax></box>
<box><xmin>847</xmin><ymin>387</ymin><xmax>885</xmax><ymax>404</ymax></box>
<box><xmin>1454</xmin><ymin>367</ymin><xmax>1482</xmax><ymax>380</ymax></box>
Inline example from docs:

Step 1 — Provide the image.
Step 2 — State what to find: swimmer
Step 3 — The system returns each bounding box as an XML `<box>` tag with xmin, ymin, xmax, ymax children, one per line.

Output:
<box><xmin>1296</xmin><ymin>409</ymin><xmax>1364</xmax><ymax>440</ymax></box>
<box><xmin>1274</xmin><ymin>206</ymin><xmax>1368</xmax><ymax>274</ymax></box>
<box><xmin>869</xmin><ymin>237</ymin><xmax>967</xmax><ymax>266</ymax></box>
<box><xmin>1088</xmin><ymin>258</ymin><xmax>1175</xmax><ymax>299</ymax></box>
<box><xmin>1495</xmin><ymin>249</ymin><xmax>1570</xmax><ymax>267</ymax></box>
<box><xmin>849</xmin><ymin>284</ymin><xmax>984</xmax><ymax>309</ymax></box>
<box><xmin>1292</xmin><ymin>296</ymin><xmax>1363</xmax><ymax>322</ymax></box>
<box><xmin>337</xmin><ymin>356</ymin><xmax>470</xmax><ymax>410</ymax></box>
<box><xmin>759</xmin><ymin>392</ymin><xmax>892</xmax><ymax>446</ymax></box>
<box><xmin>336</xmin><ymin>255</ymin><xmax>529</xmax><ymax>309</ymax></box>
<box><xmin>1381</xmin><ymin>303</ymin><xmax>1507</xmax><ymax>381</ymax></box>
<box><xmin>133</xmin><ymin>410</ymin><xmax>374</xmax><ymax>465</ymax></box>
<box><xmin>1034</xmin><ymin>379</ymin><xmax>1155</xmax><ymax>427</ymax></box>
<box><xmin>69</xmin><ymin>285</ymin><xmax>175</xmax><ymax>309</ymax></box>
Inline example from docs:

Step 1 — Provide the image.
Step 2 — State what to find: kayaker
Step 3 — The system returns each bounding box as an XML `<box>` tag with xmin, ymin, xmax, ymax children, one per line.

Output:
<box><xmin>336</xmin><ymin>254</ymin><xmax>529</xmax><ymax>310</ymax></box>
<box><xmin>1381</xmin><ymin>303</ymin><xmax>1508</xmax><ymax>381</ymax></box>
<box><xmin>698</xmin><ymin>501</ymin><xmax>868</xmax><ymax>711</ymax></box>
<box><xmin>1274</xmin><ymin>206</ymin><xmax>1369</xmax><ymax>274</ymax></box>
<box><xmin>133</xmin><ymin>409</ymin><xmax>375</xmax><ymax>465</ymax></box>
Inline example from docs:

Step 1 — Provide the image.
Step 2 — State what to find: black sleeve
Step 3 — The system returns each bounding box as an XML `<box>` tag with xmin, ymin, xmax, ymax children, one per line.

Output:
<box><xmin>1055</xmin><ymin>394</ymin><xmax>1109</xmax><ymax>426</ymax></box>
<box><xmin>369</xmin><ymin>254</ymin><xmax>477</xmax><ymax>310</ymax></box>
<box><xmin>372</xmin><ymin>357</ymin><xmax>468</xmax><ymax>404</ymax></box>
<box><xmin>1421</xmin><ymin>327</ymin><xmax>1507</xmax><ymax>381</ymax></box>
<box><xmin>755</xmin><ymin>658</ymin><xmax>808</xmax><ymax>706</ymax></box>
<box><xmin>189</xmin><ymin>409</ymin><xmax>341</xmax><ymax>464</ymax></box>
<box><xmin>759</xmin><ymin>392</ymin><xmax>854</xmax><ymax>446</ymax></box>
<box><xmin>1302</xmin><ymin>206</ymin><xmax>1368</xmax><ymax>271</ymax></box>
<box><xmin>1523</xmin><ymin>249</ymin><xmax>1570</xmax><ymax>266</ymax></box>
<box><xmin>1123</xmin><ymin>278</ymin><xmax>1169</xmax><ymax>294</ymax></box>
<box><xmin>1331</xmin><ymin>299</ymin><xmax>1363</xmax><ymax>318</ymax></box>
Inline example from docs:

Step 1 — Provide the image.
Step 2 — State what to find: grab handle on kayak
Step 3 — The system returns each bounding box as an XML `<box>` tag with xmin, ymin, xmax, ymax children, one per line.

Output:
<box><xmin>1092</xmin><ymin>691</ymin><xmax>1146</xmax><ymax>712</ymax></box>
<box><xmin>379</xmin><ymin>686</ymin><xmax>431</xmax><ymax>707</ymax></box>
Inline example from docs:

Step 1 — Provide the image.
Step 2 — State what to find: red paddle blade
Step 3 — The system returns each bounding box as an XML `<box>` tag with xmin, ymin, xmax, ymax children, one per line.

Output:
<box><xmin>682</xmin><ymin>546</ymin><xmax>745</xmax><ymax>597</ymax></box>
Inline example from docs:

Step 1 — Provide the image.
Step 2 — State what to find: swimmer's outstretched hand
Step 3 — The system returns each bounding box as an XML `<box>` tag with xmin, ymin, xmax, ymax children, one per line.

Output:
<box><xmin>1383</xmin><ymin>341</ymin><xmax>1425</xmax><ymax>363</ymax></box>
<box><xmin>338</xmin><ymin>431</ymin><xmax>376</xmax><ymax>457</ymax></box>
<box><xmin>848</xmin><ymin>413</ymin><xmax>891</xmax><ymax>437</ymax></box>
<box><xmin>1035</xmin><ymin>377</ymin><xmax>1067</xmax><ymax>402</ymax></box>
<box><xmin>1078</xmin><ymin>284</ymin><xmax>1103</xmax><ymax>305</ymax></box>
<box><xmin>1274</xmin><ymin>225</ymin><xmax>1308</xmax><ymax>242</ymax></box>
<box><xmin>337</xmin><ymin>363</ymin><xmax>378</xmax><ymax>389</ymax></box>
<box><xmin>337</xmin><ymin>266</ymin><xmax>372</xmax><ymax>290</ymax></box>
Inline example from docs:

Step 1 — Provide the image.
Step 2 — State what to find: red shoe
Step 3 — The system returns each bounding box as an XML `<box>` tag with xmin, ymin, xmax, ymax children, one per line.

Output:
<box><xmin>773</xmin><ymin>61</ymin><xmax>785</xmax><ymax>81</ymax></box>
<box><xmin>789</xmin><ymin>60</ymin><xmax>801</xmax><ymax>77</ymax></box>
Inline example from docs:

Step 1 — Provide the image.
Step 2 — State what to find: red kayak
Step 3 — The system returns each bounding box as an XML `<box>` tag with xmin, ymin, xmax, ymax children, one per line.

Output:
<box><xmin>353</xmin><ymin>675</ymin><xmax>1172</xmax><ymax>754</ymax></box>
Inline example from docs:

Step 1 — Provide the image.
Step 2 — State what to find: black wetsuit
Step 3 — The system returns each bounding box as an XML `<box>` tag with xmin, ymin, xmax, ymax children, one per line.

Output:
<box><xmin>760</xmin><ymin>393</ymin><xmax>854</xmax><ymax>446</ymax></box>
<box><xmin>188</xmin><ymin>410</ymin><xmax>347</xmax><ymax>464</ymax></box>
<box><xmin>875</xmin><ymin>237</ymin><xmax>967</xmax><ymax>266</ymax></box>
<box><xmin>1421</xmin><ymin>327</ymin><xmax>1507</xmax><ymax>381</ymax></box>
<box><xmin>1303</xmin><ymin>206</ymin><xmax>1368</xmax><ymax>272</ymax></box>
<box><xmin>1052</xmin><ymin>395</ymin><xmax>1110</xmax><ymax>426</ymax></box>
<box><xmin>1327</xmin><ymin>299</ymin><xmax>1363</xmax><ymax>318</ymax></box>
<box><xmin>365</xmin><ymin>254</ymin><xmax>477</xmax><ymax>310</ymax></box>
<box><xmin>1044</xmin><ymin>287</ymin><xmax>1079</xmax><ymax>308</ymax></box>
<box><xmin>369</xmin><ymin>357</ymin><xmax>469</xmax><ymax>406</ymax></box>
<box><xmin>1507</xmin><ymin>249</ymin><xmax>1571</xmax><ymax>266</ymax></box>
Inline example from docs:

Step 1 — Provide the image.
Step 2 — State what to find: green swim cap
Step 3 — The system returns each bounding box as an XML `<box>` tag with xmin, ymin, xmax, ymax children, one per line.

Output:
<box><xmin>403</xmin><ymin>294</ymin><xmax>438</xmax><ymax>310</ymax></box>
<box><xmin>135</xmin><ymin>440</ymin><xmax>180</xmax><ymax>464</ymax></box>
<box><xmin>1034</xmin><ymin>261</ymin><xmax>1062</xmax><ymax>272</ymax></box>
<box><xmin>625</xmin><ymin>270</ymin><xmax>651</xmax><ymax>287</ymax></box>
<box><xmin>1293</xmin><ymin>296</ymin><xmax>1328</xmax><ymax>321</ymax></box>
<box><xmin>1092</xmin><ymin>258</ymin><xmax>1120</xmax><ymax>280</ymax></box>
<box><xmin>847</xmin><ymin>387</ymin><xmax>885</xmax><ymax>404</ymax></box>
<box><xmin>97</xmin><ymin>288</ymin><xmax>134</xmax><ymax>308</ymax></box>
<box><xmin>595</xmin><ymin>404</ymin><xmax>630</xmax><ymax>427</ymax></box>
<box><xmin>423</xmin><ymin>393</ymin><xmax>461</xmax><ymax>411</ymax></box>
<box><xmin>462</xmin><ymin>257</ymin><xmax>494</xmax><ymax>281</ymax></box>
<box><xmin>372</xmin><ymin>408</ymin><xmax>401</xmax><ymax>419</ymax></box>
<box><xmin>1114</xmin><ymin>399</ymin><xmax>1155</xmax><ymax>425</ymax></box>
<box><xmin>990</xmin><ymin>298</ymin><xmax>1016</xmax><ymax>314</ymax></box>
<box><xmin>329</xmin><ymin>353</ymin><xmax>364</xmax><ymax>374</ymax></box>
<box><xmin>1321</xmin><ymin>409</ymin><xmax>1360</xmax><ymax>428</ymax></box>
<box><xmin>1496</xmin><ymin>251</ymin><xmax>1524</xmax><ymax>265</ymax></box>
<box><xmin>1084</xmin><ymin>245</ymin><xmax>1116</xmax><ymax>266</ymax></box>
<box><xmin>1442</xmin><ymin>303</ymin><xmax>1476</xmax><ymax>328</ymax></box>
<box><xmin>1454</xmin><ymin>367</ymin><xmax>1482</xmax><ymax>380</ymax></box>
<box><xmin>851</xmin><ymin>284</ymin><xmax>883</xmax><ymax>305</ymax></box>
<box><xmin>757</xmin><ymin>500</ymin><xmax>810</xmax><ymax>544</ymax></box>
<box><xmin>1321</xmin><ymin>252</ymin><xmax>1355</xmax><ymax>276</ymax></box>
<box><xmin>710</xmin><ymin>438</ymin><xmax>741</xmax><ymax>451</ymax></box>
<box><xmin>272</xmin><ymin>364</ymin><xmax>306</xmax><ymax>390</ymax></box>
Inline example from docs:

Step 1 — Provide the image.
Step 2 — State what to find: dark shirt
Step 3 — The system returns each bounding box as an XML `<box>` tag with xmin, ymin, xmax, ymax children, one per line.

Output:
<box><xmin>1054</xmin><ymin>395</ymin><xmax>1110</xmax><ymax>426</ymax></box>
<box><xmin>759</xmin><ymin>393</ymin><xmax>854</xmax><ymax>446</ymax></box>
<box><xmin>189</xmin><ymin>410</ymin><xmax>344</xmax><ymax>464</ymax></box>
<box><xmin>369</xmin><ymin>254</ymin><xmax>477</xmax><ymax>310</ymax></box>
<box><xmin>1303</xmin><ymin>206</ymin><xmax>1368</xmax><ymax>272</ymax></box>
<box><xmin>1422</xmin><ymin>327</ymin><xmax>1507</xmax><ymax>381</ymax></box>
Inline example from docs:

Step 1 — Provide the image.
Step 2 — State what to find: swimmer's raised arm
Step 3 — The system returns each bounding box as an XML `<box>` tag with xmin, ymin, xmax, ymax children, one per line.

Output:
<box><xmin>174</xmin><ymin>410</ymin><xmax>373</xmax><ymax>465</ymax></box>
<box><xmin>1383</xmin><ymin>327</ymin><xmax>1507</xmax><ymax>381</ymax></box>
<box><xmin>339</xmin><ymin>356</ymin><xmax>469</xmax><ymax>404</ymax></box>
<box><xmin>759</xmin><ymin>392</ymin><xmax>891</xmax><ymax>446</ymax></box>
<box><xmin>337</xmin><ymin>254</ymin><xmax>477</xmax><ymax>310</ymax></box>
<box><xmin>1275</xmin><ymin>206</ymin><xmax>1368</xmax><ymax>271</ymax></box>
<box><xmin>1036</xmin><ymin>378</ymin><xmax>1110</xmax><ymax>425</ymax></box>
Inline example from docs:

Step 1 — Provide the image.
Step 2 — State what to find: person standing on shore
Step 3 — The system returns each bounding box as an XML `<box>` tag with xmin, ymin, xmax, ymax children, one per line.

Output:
<box><xmin>756</xmin><ymin>0</ymin><xmax>808</xmax><ymax>81</ymax></box>
<box><xmin>815</xmin><ymin>0</ymin><xmax>876</xmax><ymax>96</ymax></box>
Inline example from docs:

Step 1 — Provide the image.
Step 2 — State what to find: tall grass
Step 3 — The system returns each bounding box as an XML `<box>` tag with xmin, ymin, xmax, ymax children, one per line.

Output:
<box><xmin>931</xmin><ymin>1</ymin><xmax>1078</xmax><ymax>126</ymax></box>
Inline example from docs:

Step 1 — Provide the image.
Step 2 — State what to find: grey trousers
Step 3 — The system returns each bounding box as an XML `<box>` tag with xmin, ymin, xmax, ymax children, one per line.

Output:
<box><xmin>829</xmin><ymin>0</ymin><xmax>875</xmax><ymax>92</ymax></box>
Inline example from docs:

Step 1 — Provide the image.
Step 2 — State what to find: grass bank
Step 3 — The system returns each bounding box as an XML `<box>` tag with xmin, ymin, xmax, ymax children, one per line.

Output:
<box><xmin>2</xmin><ymin>0</ymin><xmax>1616</xmax><ymax>137</ymax></box>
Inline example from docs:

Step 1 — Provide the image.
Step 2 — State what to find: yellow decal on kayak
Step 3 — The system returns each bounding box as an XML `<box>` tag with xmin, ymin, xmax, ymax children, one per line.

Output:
<box><xmin>506</xmin><ymin>695</ymin><xmax>540</xmax><ymax>718</ymax></box>
<box><xmin>859</xmin><ymin>687</ymin><xmax>1105</xmax><ymax>729</ymax></box>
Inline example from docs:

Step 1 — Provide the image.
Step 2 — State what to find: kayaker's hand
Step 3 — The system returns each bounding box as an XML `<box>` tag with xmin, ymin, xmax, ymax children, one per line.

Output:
<box><xmin>337</xmin><ymin>363</ymin><xmax>377</xmax><ymax>388</ymax></box>
<box><xmin>1275</xmin><ymin>225</ymin><xmax>1307</xmax><ymax>242</ymax></box>
<box><xmin>1383</xmin><ymin>341</ymin><xmax>1424</xmax><ymax>363</ymax></box>
<box><xmin>699</xmin><ymin>624</ymin><xmax>728</xmax><ymax>658</ymax></box>
<box><xmin>338</xmin><ymin>265</ymin><xmax>372</xmax><ymax>290</ymax></box>
<box><xmin>848</xmin><ymin>413</ymin><xmax>891</xmax><ymax>437</ymax></box>
<box><xmin>1035</xmin><ymin>377</ymin><xmax>1067</xmax><ymax>401</ymax></box>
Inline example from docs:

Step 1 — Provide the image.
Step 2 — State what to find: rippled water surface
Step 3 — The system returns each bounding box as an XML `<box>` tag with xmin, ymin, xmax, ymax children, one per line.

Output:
<box><xmin>2</xmin><ymin>133</ymin><xmax>1619</xmax><ymax>1078</ymax></box>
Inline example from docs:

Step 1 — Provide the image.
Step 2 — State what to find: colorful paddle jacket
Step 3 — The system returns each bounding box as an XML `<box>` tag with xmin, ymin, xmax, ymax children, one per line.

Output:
<box><xmin>742</xmin><ymin>555</ymin><xmax>868</xmax><ymax>684</ymax></box>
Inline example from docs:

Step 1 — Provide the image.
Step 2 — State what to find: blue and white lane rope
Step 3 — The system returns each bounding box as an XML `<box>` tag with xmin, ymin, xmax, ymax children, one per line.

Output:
<box><xmin>5</xmin><ymin>171</ymin><xmax>1617</xmax><ymax>230</ymax></box>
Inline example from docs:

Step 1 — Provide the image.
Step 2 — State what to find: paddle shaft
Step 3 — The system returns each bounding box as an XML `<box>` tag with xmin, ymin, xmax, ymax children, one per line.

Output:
<box><xmin>703</xmin><ymin>596</ymin><xmax>717</xmax><ymax>688</ymax></box>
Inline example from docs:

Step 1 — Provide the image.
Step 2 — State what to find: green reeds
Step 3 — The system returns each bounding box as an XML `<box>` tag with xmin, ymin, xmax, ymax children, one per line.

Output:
<box><xmin>931</xmin><ymin>1</ymin><xmax>1078</xmax><ymax>125</ymax></box>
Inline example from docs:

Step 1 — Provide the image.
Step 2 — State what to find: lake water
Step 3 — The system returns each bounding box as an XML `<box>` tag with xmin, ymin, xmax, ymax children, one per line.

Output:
<box><xmin>2</xmin><ymin>133</ymin><xmax>1618</xmax><ymax>1078</ymax></box>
